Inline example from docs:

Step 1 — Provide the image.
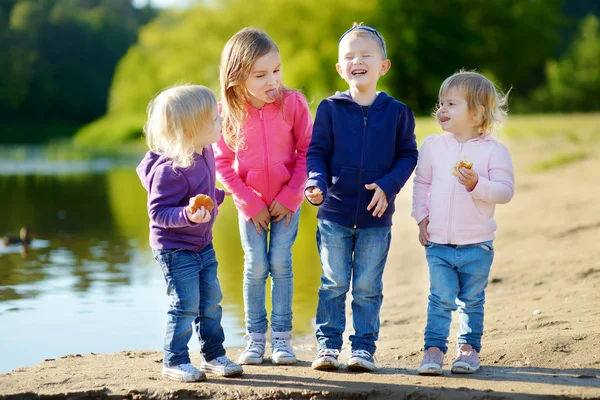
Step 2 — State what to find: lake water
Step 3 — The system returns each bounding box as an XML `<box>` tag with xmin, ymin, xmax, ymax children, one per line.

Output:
<box><xmin>0</xmin><ymin>157</ymin><xmax>321</xmax><ymax>373</ymax></box>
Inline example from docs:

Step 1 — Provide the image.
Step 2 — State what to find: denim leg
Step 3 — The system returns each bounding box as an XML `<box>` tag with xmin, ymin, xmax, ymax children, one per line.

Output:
<box><xmin>314</xmin><ymin>220</ymin><xmax>353</xmax><ymax>351</ymax></box>
<box><xmin>424</xmin><ymin>243</ymin><xmax>459</xmax><ymax>354</ymax></box>
<box><xmin>153</xmin><ymin>249</ymin><xmax>201</xmax><ymax>367</ymax></box>
<box><xmin>350</xmin><ymin>226</ymin><xmax>391</xmax><ymax>354</ymax></box>
<box><xmin>239</xmin><ymin>212</ymin><xmax>269</xmax><ymax>334</ymax></box>
<box><xmin>194</xmin><ymin>244</ymin><xmax>227</xmax><ymax>361</ymax></box>
<box><xmin>268</xmin><ymin>210</ymin><xmax>300</xmax><ymax>333</ymax></box>
<box><xmin>455</xmin><ymin>241</ymin><xmax>494</xmax><ymax>353</ymax></box>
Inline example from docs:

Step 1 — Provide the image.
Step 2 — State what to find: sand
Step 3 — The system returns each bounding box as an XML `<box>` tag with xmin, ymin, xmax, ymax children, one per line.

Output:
<box><xmin>1</xmin><ymin>138</ymin><xmax>599</xmax><ymax>399</ymax></box>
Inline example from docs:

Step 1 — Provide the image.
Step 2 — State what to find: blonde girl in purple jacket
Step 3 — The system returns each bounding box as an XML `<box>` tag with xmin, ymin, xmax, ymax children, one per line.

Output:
<box><xmin>213</xmin><ymin>27</ymin><xmax>313</xmax><ymax>366</ymax></box>
<box><xmin>412</xmin><ymin>71</ymin><xmax>515</xmax><ymax>376</ymax></box>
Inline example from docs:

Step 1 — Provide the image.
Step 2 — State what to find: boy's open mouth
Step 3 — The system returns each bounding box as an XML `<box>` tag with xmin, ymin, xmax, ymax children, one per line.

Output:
<box><xmin>351</xmin><ymin>69</ymin><xmax>367</xmax><ymax>76</ymax></box>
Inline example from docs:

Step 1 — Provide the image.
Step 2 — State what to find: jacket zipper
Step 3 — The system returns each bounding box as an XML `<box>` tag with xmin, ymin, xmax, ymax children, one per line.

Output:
<box><xmin>446</xmin><ymin>142</ymin><xmax>464</xmax><ymax>243</ymax></box>
<box><xmin>259</xmin><ymin>109</ymin><xmax>271</xmax><ymax>204</ymax></box>
<box><xmin>353</xmin><ymin>108</ymin><xmax>369</xmax><ymax>229</ymax></box>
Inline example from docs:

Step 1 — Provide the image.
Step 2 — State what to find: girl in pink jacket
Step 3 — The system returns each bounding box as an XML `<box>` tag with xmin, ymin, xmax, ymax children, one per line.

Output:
<box><xmin>214</xmin><ymin>27</ymin><xmax>312</xmax><ymax>366</ymax></box>
<box><xmin>412</xmin><ymin>71</ymin><xmax>514</xmax><ymax>376</ymax></box>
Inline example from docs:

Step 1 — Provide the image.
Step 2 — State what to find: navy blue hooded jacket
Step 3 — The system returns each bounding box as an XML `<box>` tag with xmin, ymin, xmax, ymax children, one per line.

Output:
<box><xmin>305</xmin><ymin>91</ymin><xmax>418</xmax><ymax>228</ymax></box>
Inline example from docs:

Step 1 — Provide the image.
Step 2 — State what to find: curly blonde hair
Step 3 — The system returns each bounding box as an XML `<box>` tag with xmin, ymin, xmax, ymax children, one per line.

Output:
<box><xmin>436</xmin><ymin>70</ymin><xmax>509</xmax><ymax>136</ymax></box>
<box><xmin>219</xmin><ymin>27</ymin><xmax>289</xmax><ymax>151</ymax></box>
<box><xmin>143</xmin><ymin>84</ymin><xmax>217</xmax><ymax>168</ymax></box>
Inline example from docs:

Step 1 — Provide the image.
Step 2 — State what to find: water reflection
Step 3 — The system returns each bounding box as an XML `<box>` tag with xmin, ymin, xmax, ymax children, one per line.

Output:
<box><xmin>0</xmin><ymin>165</ymin><xmax>321</xmax><ymax>373</ymax></box>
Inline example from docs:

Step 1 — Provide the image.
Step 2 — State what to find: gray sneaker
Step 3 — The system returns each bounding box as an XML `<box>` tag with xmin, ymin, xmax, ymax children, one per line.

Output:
<box><xmin>418</xmin><ymin>347</ymin><xmax>444</xmax><ymax>375</ymax></box>
<box><xmin>200</xmin><ymin>355</ymin><xmax>243</xmax><ymax>377</ymax></box>
<box><xmin>162</xmin><ymin>363</ymin><xmax>205</xmax><ymax>382</ymax></box>
<box><xmin>451</xmin><ymin>344</ymin><xmax>481</xmax><ymax>374</ymax></box>
<box><xmin>238</xmin><ymin>333</ymin><xmax>266</xmax><ymax>365</ymax></box>
<box><xmin>311</xmin><ymin>348</ymin><xmax>340</xmax><ymax>371</ymax></box>
<box><xmin>347</xmin><ymin>349</ymin><xmax>376</xmax><ymax>372</ymax></box>
<box><xmin>271</xmin><ymin>331</ymin><xmax>297</xmax><ymax>365</ymax></box>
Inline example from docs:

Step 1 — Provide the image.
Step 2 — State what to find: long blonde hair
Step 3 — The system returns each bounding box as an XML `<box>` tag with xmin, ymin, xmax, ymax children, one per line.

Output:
<box><xmin>437</xmin><ymin>70</ymin><xmax>509</xmax><ymax>136</ymax></box>
<box><xmin>144</xmin><ymin>84</ymin><xmax>217</xmax><ymax>168</ymax></box>
<box><xmin>219</xmin><ymin>27</ymin><xmax>288</xmax><ymax>151</ymax></box>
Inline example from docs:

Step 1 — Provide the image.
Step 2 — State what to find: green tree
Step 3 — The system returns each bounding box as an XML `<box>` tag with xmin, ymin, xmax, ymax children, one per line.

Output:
<box><xmin>533</xmin><ymin>14</ymin><xmax>600</xmax><ymax>112</ymax></box>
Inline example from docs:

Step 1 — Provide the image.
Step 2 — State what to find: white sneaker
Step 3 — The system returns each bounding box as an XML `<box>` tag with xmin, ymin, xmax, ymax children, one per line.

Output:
<box><xmin>347</xmin><ymin>349</ymin><xmax>377</xmax><ymax>372</ymax></box>
<box><xmin>162</xmin><ymin>363</ymin><xmax>205</xmax><ymax>382</ymax></box>
<box><xmin>271</xmin><ymin>331</ymin><xmax>297</xmax><ymax>365</ymax></box>
<box><xmin>200</xmin><ymin>356</ymin><xmax>243</xmax><ymax>377</ymax></box>
<box><xmin>238</xmin><ymin>332</ymin><xmax>266</xmax><ymax>365</ymax></box>
<box><xmin>311</xmin><ymin>348</ymin><xmax>340</xmax><ymax>371</ymax></box>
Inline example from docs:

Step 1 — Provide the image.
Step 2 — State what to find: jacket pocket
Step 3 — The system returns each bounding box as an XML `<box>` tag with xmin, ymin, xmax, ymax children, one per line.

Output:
<box><xmin>245</xmin><ymin>168</ymin><xmax>266</xmax><ymax>195</ymax></box>
<box><xmin>327</xmin><ymin>167</ymin><xmax>359</xmax><ymax>212</ymax></box>
<box><xmin>455</xmin><ymin>194</ymin><xmax>493</xmax><ymax>231</ymax></box>
<box><xmin>270</xmin><ymin>162</ymin><xmax>292</xmax><ymax>188</ymax></box>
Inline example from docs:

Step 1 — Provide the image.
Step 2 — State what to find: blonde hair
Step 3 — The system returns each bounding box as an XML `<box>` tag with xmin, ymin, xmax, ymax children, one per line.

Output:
<box><xmin>339</xmin><ymin>22</ymin><xmax>387</xmax><ymax>59</ymax></box>
<box><xmin>437</xmin><ymin>70</ymin><xmax>509</xmax><ymax>135</ymax></box>
<box><xmin>143</xmin><ymin>84</ymin><xmax>217</xmax><ymax>168</ymax></box>
<box><xmin>219</xmin><ymin>27</ymin><xmax>288</xmax><ymax>151</ymax></box>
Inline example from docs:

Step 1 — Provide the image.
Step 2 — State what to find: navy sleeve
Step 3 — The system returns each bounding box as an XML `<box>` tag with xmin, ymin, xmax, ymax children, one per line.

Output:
<box><xmin>305</xmin><ymin>100</ymin><xmax>333</xmax><ymax>203</ymax></box>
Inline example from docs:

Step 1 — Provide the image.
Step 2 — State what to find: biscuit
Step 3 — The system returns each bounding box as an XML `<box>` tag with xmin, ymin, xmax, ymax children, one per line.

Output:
<box><xmin>189</xmin><ymin>194</ymin><xmax>214</xmax><ymax>213</ymax></box>
<box><xmin>452</xmin><ymin>156</ymin><xmax>473</xmax><ymax>176</ymax></box>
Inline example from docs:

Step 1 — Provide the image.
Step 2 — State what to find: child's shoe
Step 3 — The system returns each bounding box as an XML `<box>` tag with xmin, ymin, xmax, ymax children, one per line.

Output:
<box><xmin>418</xmin><ymin>347</ymin><xmax>444</xmax><ymax>375</ymax></box>
<box><xmin>311</xmin><ymin>348</ymin><xmax>340</xmax><ymax>371</ymax></box>
<box><xmin>271</xmin><ymin>331</ymin><xmax>297</xmax><ymax>365</ymax></box>
<box><xmin>200</xmin><ymin>355</ymin><xmax>243</xmax><ymax>377</ymax></box>
<box><xmin>347</xmin><ymin>349</ymin><xmax>376</xmax><ymax>372</ymax></box>
<box><xmin>451</xmin><ymin>344</ymin><xmax>480</xmax><ymax>374</ymax></box>
<box><xmin>238</xmin><ymin>332</ymin><xmax>266</xmax><ymax>365</ymax></box>
<box><xmin>162</xmin><ymin>363</ymin><xmax>205</xmax><ymax>382</ymax></box>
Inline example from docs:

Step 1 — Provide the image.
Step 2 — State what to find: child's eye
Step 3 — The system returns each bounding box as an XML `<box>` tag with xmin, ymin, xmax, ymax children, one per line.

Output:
<box><xmin>256</xmin><ymin>74</ymin><xmax>265</xmax><ymax>78</ymax></box>
<box><xmin>274</xmin><ymin>69</ymin><xmax>280</xmax><ymax>73</ymax></box>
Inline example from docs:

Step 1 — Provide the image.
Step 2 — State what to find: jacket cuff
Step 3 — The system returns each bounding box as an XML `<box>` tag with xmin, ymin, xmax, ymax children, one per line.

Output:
<box><xmin>375</xmin><ymin>176</ymin><xmax>398</xmax><ymax>200</ymax></box>
<box><xmin>235</xmin><ymin>195</ymin><xmax>267</xmax><ymax>220</ymax></box>
<box><xmin>470</xmin><ymin>176</ymin><xmax>489</xmax><ymax>199</ymax></box>
<box><xmin>215</xmin><ymin>188</ymin><xmax>226</xmax><ymax>206</ymax></box>
<box><xmin>275</xmin><ymin>185</ymin><xmax>303</xmax><ymax>213</ymax></box>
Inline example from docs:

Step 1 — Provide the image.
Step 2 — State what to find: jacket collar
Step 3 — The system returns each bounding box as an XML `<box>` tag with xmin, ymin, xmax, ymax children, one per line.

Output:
<box><xmin>442</xmin><ymin>131</ymin><xmax>497</xmax><ymax>146</ymax></box>
<box><xmin>329</xmin><ymin>90</ymin><xmax>393</xmax><ymax>109</ymax></box>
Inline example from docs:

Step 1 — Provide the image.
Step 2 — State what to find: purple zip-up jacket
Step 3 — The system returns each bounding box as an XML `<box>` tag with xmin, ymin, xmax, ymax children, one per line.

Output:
<box><xmin>136</xmin><ymin>147</ymin><xmax>225</xmax><ymax>252</ymax></box>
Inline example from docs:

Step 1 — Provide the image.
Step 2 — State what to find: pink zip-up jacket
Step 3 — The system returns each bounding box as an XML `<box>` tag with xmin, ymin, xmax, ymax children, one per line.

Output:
<box><xmin>412</xmin><ymin>132</ymin><xmax>515</xmax><ymax>245</ymax></box>
<box><xmin>213</xmin><ymin>91</ymin><xmax>313</xmax><ymax>220</ymax></box>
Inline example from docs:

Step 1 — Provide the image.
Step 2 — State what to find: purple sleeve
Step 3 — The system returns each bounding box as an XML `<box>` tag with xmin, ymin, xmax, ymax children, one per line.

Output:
<box><xmin>148</xmin><ymin>164</ymin><xmax>191</xmax><ymax>228</ymax></box>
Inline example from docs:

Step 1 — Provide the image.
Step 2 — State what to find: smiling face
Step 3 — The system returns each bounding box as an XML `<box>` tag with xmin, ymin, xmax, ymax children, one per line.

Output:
<box><xmin>243</xmin><ymin>50</ymin><xmax>281</xmax><ymax>109</ymax></box>
<box><xmin>436</xmin><ymin>88</ymin><xmax>482</xmax><ymax>141</ymax></box>
<box><xmin>336</xmin><ymin>35</ymin><xmax>390</xmax><ymax>93</ymax></box>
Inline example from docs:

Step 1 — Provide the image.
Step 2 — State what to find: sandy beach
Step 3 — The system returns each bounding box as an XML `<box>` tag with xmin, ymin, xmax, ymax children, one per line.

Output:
<box><xmin>1</xmin><ymin>137</ymin><xmax>599</xmax><ymax>399</ymax></box>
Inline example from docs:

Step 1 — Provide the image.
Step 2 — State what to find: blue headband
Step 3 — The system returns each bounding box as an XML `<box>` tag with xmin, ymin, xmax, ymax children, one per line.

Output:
<box><xmin>338</xmin><ymin>25</ymin><xmax>387</xmax><ymax>58</ymax></box>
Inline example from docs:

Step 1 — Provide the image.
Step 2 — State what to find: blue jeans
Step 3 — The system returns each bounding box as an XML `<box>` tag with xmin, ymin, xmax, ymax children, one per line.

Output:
<box><xmin>238</xmin><ymin>210</ymin><xmax>300</xmax><ymax>333</ymax></box>
<box><xmin>153</xmin><ymin>244</ymin><xmax>226</xmax><ymax>366</ymax></box>
<box><xmin>424</xmin><ymin>241</ymin><xmax>494</xmax><ymax>354</ymax></box>
<box><xmin>314</xmin><ymin>219</ymin><xmax>391</xmax><ymax>354</ymax></box>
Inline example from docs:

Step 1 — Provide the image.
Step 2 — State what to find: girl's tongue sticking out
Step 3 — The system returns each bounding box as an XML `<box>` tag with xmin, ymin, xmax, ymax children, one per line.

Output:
<box><xmin>266</xmin><ymin>89</ymin><xmax>279</xmax><ymax>100</ymax></box>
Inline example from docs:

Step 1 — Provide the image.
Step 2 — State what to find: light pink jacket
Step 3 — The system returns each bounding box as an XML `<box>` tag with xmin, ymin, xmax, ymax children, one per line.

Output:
<box><xmin>412</xmin><ymin>132</ymin><xmax>515</xmax><ymax>245</ymax></box>
<box><xmin>213</xmin><ymin>91</ymin><xmax>313</xmax><ymax>220</ymax></box>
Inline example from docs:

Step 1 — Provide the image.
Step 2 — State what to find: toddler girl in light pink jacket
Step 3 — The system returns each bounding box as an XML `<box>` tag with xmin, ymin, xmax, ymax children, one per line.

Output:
<box><xmin>412</xmin><ymin>70</ymin><xmax>514</xmax><ymax>376</ymax></box>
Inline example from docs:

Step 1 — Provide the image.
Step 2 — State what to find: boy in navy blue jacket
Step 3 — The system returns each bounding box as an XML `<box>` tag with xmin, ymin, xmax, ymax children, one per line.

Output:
<box><xmin>304</xmin><ymin>23</ymin><xmax>418</xmax><ymax>372</ymax></box>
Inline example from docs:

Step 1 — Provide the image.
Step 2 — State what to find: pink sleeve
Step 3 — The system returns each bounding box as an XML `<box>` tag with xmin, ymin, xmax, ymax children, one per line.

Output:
<box><xmin>470</xmin><ymin>142</ymin><xmax>515</xmax><ymax>204</ymax></box>
<box><xmin>213</xmin><ymin>137</ymin><xmax>266</xmax><ymax>220</ymax></box>
<box><xmin>411</xmin><ymin>135</ymin><xmax>435</xmax><ymax>224</ymax></box>
<box><xmin>274</xmin><ymin>92</ymin><xmax>313</xmax><ymax>212</ymax></box>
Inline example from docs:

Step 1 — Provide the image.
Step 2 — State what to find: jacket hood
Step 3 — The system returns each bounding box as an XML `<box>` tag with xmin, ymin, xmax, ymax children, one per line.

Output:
<box><xmin>136</xmin><ymin>151</ymin><xmax>170</xmax><ymax>191</ymax></box>
<box><xmin>328</xmin><ymin>90</ymin><xmax>394</xmax><ymax>109</ymax></box>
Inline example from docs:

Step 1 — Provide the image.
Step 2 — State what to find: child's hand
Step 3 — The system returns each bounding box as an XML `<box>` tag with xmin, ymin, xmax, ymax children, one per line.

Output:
<box><xmin>365</xmin><ymin>183</ymin><xmax>388</xmax><ymax>217</ymax></box>
<box><xmin>457</xmin><ymin>167</ymin><xmax>479</xmax><ymax>191</ymax></box>
<box><xmin>269</xmin><ymin>200</ymin><xmax>293</xmax><ymax>226</ymax></box>
<box><xmin>186</xmin><ymin>205</ymin><xmax>212</xmax><ymax>224</ymax></box>
<box><xmin>305</xmin><ymin>186</ymin><xmax>323</xmax><ymax>205</ymax></box>
<box><xmin>251</xmin><ymin>206</ymin><xmax>271</xmax><ymax>235</ymax></box>
<box><xmin>418</xmin><ymin>216</ymin><xmax>430</xmax><ymax>246</ymax></box>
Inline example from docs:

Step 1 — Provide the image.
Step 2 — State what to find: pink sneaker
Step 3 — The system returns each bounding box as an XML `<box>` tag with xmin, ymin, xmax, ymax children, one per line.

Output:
<box><xmin>418</xmin><ymin>347</ymin><xmax>444</xmax><ymax>375</ymax></box>
<box><xmin>451</xmin><ymin>344</ymin><xmax>481</xmax><ymax>374</ymax></box>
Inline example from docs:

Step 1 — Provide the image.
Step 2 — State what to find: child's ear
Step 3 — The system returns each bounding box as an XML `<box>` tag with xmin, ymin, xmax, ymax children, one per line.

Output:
<box><xmin>379</xmin><ymin>59</ymin><xmax>391</xmax><ymax>76</ymax></box>
<box><xmin>336</xmin><ymin>63</ymin><xmax>343</xmax><ymax>77</ymax></box>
